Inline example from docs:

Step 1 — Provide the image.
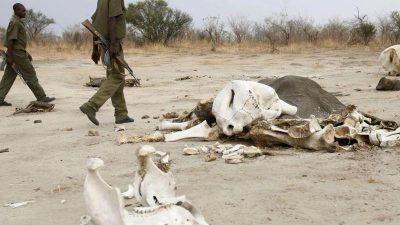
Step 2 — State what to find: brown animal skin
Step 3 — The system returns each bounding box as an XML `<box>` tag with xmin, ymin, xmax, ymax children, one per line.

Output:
<box><xmin>376</xmin><ymin>77</ymin><xmax>400</xmax><ymax>91</ymax></box>
<box><xmin>259</xmin><ymin>76</ymin><xmax>345</xmax><ymax>118</ymax></box>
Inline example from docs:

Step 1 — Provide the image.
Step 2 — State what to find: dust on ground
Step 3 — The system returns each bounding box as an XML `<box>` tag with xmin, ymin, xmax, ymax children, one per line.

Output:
<box><xmin>1</xmin><ymin>49</ymin><xmax>400</xmax><ymax>225</ymax></box>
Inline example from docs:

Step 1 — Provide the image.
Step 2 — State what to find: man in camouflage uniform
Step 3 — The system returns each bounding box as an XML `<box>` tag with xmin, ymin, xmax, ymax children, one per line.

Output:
<box><xmin>79</xmin><ymin>0</ymin><xmax>134</xmax><ymax>126</ymax></box>
<box><xmin>0</xmin><ymin>3</ymin><xmax>55</xmax><ymax>106</ymax></box>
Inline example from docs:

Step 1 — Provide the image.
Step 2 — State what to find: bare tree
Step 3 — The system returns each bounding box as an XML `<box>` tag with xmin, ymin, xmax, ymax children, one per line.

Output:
<box><xmin>62</xmin><ymin>24</ymin><xmax>91</xmax><ymax>50</ymax></box>
<box><xmin>228</xmin><ymin>16</ymin><xmax>251</xmax><ymax>43</ymax></box>
<box><xmin>254</xmin><ymin>22</ymin><xmax>280</xmax><ymax>53</ymax></box>
<box><xmin>25</xmin><ymin>9</ymin><xmax>55</xmax><ymax>42</ymax></box>
<box><xmin>348</xmin><ymin>8</ymin><xmax>376</xmax><ymax>45</ymax></box>
<box><xmin>265</xmin><ymin>13</ymin><xmax>296</xmax><ymax>45</ymax></box>
<box><xmin>203</xmin><ymin>17</ymin><xmax>226</xmax><ymax>51</ymax></box>
<box><xmin>320</xmin><ymin>19</ymin><xmax>350</xmax><ymax>43</ymax></box>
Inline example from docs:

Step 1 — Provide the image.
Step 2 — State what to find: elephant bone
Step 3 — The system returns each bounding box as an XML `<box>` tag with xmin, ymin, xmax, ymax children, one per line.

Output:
<box><xmin>84</xmin><ymin>157</ymin><xmax>209</xmax><ymax>225</ymax></box>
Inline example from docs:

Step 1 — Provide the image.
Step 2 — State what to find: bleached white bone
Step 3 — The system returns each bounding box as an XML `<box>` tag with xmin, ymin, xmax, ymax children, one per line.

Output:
<box><xmin>369</xmin><ymin>128</ymin><xmax>400</xmax><ymax>147</ymax></box>
<box><xmin>379</xmin><ymin>45</ymin><xmax>400</xmax><ymax>75</ymax></box>
<box><xmin>165</xmin><ymin>121</ymin><xmax>213</xmax><ymax>142</ymax></box>
<box><xmin>158</xmin><ymin>121</ymin><xmax>191</xmax><ymax>131</ymax></box>
<box><xmin>84</xmin><ymin>158</ymin><xmax>209</xmax><ymax>225</ymax></box>
<box><xmin>212</xmin><ymin>80</ymin><xmax>297</xmax><ymax>136</ymax></box>
<box><xmin>251</xmin><ymin>124</ymin><xmax>336</xmax><ymax>152</ymax></box>
<box><xmin>132</xmin><ymin>146</ymin><xmax>176</xmax><ymax>207</ymax></box>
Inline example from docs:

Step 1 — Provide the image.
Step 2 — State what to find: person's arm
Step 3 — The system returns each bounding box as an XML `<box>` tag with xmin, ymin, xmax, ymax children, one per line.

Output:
<box><xmin>6</xmin><ymin>40</ymin><xmax>15</xmax><ymax>65</ymax></box>
<box><xmin>108</xmin><ymin>16</ymin><xmax>118</xmax><ymax>57</ymax></box>
<box><xmin>91</xmin><ymin>36</ymin><xmax>100</xmax><ymax>64</ymax></box>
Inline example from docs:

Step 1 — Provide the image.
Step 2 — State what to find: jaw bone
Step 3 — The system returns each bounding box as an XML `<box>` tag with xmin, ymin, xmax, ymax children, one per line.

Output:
<box><xmin>128</xmin><ymin>145</ymin><xmax>177</xmax><ymax>207</ymax></box>
<box><xmin>84</xmin><ymin>158</ymin><xmax>209</xmax><ymax>225</ymax></box>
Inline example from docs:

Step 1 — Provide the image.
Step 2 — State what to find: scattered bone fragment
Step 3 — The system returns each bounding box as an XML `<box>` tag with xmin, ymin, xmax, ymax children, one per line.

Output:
<box><xmin>183</xmin><ymin>147</ymin><xmax>200</xmax><ymax>155</ymax></box>
<box><xmin>114</xmin><ymin>125</ymin><xmax>126</xmax><ymax>132</ymax></box>
<box><xmin>117</xmin><ymin>131</ymin><xmax>165</xmax><ymax>145</ymax></box>
<box><xmin>4</xmin><ymin>201</ymin><xmax>35</xmax><ymax>208</ymax></box>
<box><xmin>88</xmin><ymin>129</ymin><xmax>99</xmax><ymax>137</ymax></box>
<box><xmin>204</xmin><ymin>151</ymin><xmax>218</xmax><ymax>162</ymax></box>
<box><xmin>60</xmin><ymin>200</ymin><xmax>67</xmax><ymax>204</ymax></box>
<box><xmin>141</xmin><ymin>115</ymin><xmax>150</xmax><ymax>119</ymax></box>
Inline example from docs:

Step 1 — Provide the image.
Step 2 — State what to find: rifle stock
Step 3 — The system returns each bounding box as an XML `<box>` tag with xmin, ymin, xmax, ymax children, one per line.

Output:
<box><xmin>81</xmin><ymin>19</ymin><xmax>141</xmax><ymax>86</ymax></box>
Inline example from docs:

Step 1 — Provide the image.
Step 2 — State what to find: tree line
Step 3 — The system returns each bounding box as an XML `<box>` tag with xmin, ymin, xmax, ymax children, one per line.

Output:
<box><xmin>1</xmin><ymin>0</ymin><xmax>400</xmax><ymax>52</ymax></box>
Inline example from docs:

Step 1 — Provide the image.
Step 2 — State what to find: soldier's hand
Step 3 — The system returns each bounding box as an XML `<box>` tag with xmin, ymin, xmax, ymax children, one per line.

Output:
<box><xmin>27</xmin><ymin>53</ymin><xmax>33</xmax><ymax>62</ymax></box>
<box><xmin>110</xmin><ymin>42</ymin><xmax>119</xmax><ymax>57</ymax></box>
<box><xmin>6</xmin><ymin>57</ymin><xmax>13</xmax><ymax>66</ymax></box>
<box><xmin>91</xmin><ymin>48</ymin><xmax>100</xmax><ymax>64</ymax></box>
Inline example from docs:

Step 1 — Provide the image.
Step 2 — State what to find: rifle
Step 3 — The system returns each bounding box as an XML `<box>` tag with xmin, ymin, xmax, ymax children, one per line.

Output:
<box><xmin>81</xmin><ymin>19</ymin><xmax>141</xmax><ymax>86</ymax></box>
<box><xmin>0</xmin><ymin>49</ymin><xmax>26</xmax><ymax>84</ymax></box>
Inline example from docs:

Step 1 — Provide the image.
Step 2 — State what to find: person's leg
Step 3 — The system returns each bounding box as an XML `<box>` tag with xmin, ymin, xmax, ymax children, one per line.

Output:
<box><xmin>13</xmin><ymin>50</ymin><xmax>47</xmax><ymax>100</ymax></box>
<box><xmin>0</xmin><ymin>64</ymin><xmax>17</xmax><ymax>105</ymax></box>
<box><xmin>110</xmin><ymin>46</ymin><xmax>129</xmax><ymax>121</ymax></box>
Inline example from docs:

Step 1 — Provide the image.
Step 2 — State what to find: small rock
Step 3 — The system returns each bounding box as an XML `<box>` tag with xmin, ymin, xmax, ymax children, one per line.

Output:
<box><xmin>34</xmin><ymin>120</ymin><xmax>42</xmax><ymax>124</ymax></box>
<box><xmin>0</xmin><ymin>148</ymin><xmax>9</xmax><ymax>153</ymax></box>
<box><xmin>141</xmin><ymin>115</ymin><xmax>150</xmax><ymax>119</ymax></box>
<box><xmin>33</xmin><ymin>187</ymin><xmax>41</xmax><ymax>192</ymax></box>
<box><xmin>163</xmin><ymin>112</ymin><xmax>179</xmax><ymax>119</ymax></box>
<box><xmin>153</xmin><ymin>116</ymin><xmax>160</xmax><ymax>119</ymax></box>
<box><xmin>80</xmin><ymin>215</ymin><xmax>92</xmax><ymax>225</ymax></box>
<box><xmin>63</xmin><ymin>128</ymin><xmax>73</xmax><ymax>131</ymax></box>
<box><xmin>88</xmin><ymin>129</ymin><xmax>99</xmax><ymax>136</ymax></box>
<box><xmin>354</xmin><ymin>88</ymin><xmax>362</xmax><ymax>92</ymax></box>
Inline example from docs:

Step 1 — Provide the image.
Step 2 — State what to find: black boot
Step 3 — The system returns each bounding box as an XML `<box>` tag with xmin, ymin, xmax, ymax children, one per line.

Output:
<box><xmin>80</xmin><ymin>105</ymin><xmax>99</xmax><ymax>126</ymax></box>
<box><xmin>0</xmin><ymin>100</ymin><xmax>12</xmax><ymax>106</ymax></box>
<box><xmin>116</xmin><ymin>116</ymin><xmax>135</xmax><ymax>124</ymax></box>
<box><xmin>38</xmin><ymin>96</ymin><xmax>56</xmax><ymax>103</ymax></box>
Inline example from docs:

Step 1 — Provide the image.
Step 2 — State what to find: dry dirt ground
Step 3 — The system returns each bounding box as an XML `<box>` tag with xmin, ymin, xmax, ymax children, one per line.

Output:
<box><xmin>1</xmin><ymin>49</ymin><xmax>400</xmax><ymax>225</ymax></box>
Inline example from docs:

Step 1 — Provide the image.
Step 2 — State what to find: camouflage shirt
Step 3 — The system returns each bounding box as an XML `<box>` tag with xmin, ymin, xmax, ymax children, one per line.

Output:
<box><xmin>4</xmin><ymin>15</ymin><xmax>27</xmax><ymax>50</ymax></box>
<box><xmin>91</xmin><ymin>0</ymin><xmax>127</xmax><ymax>40</ymax></box>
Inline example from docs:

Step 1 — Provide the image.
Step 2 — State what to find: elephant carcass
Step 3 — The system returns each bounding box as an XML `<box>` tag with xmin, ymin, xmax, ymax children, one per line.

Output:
<box><xmin>212</xmin><ymin>80</ymin><xmax>297</xmax><ymax>136</ymax></box>
<box><xmin>84</xmin><ymin>158</ymin><xmax>209</xmax><ymax>225</ymax></box>
<box><xmin>260</xmin><ymin>76</ymin><xmax>346</xmax><ymax>118</ymax></box>
<box><xmin>379</xmin><ymin>45</ymin><xmax>400</xmax><ymax>76</ymax></box>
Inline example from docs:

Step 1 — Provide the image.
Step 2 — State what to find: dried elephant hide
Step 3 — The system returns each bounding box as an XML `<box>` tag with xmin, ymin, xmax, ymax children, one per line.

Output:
<box><xmin>86</xmin><ymin>77</ymin><xmax>140</xmax><ymax>88</ymax></box>
<box><xmin>13</xmin><ymin>101</ymin><xmax>55</xmax><ymax>115</ymax></box>
<box><xmin>259</xmin><ymin>76</ymin><xmax>346</xmax><ymax>118</ymax></box>
<box><xmin>84</xmin><ymin>155</ymin><xmax>209</xmax><ymax>225</ymax></box>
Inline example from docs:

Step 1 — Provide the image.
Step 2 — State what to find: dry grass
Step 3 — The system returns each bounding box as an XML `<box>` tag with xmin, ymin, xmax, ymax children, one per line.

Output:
<box><xmin>22</xmin><ymin>39</ymin><xmax>388</xmax><ymax>60</ymax></box>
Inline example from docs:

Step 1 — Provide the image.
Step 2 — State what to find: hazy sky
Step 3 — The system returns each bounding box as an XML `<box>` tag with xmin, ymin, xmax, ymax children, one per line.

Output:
<box><xmin>1</xmin><ymin>0</ymin><xmax>400</xmax><ymax>34</ymax></box>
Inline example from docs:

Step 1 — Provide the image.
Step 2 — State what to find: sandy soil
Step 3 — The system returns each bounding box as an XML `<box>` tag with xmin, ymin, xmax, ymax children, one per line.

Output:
<box><xmin>1</xmin><ymin>49</ymin><xmax>400</xmax><ymax>225</ymax></box>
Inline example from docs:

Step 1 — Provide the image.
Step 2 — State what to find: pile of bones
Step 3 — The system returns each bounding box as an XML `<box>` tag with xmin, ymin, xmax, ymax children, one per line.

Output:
<box><xmin>116</xmin><ymin>78</ymin><xmax>400</xmax><ymax>161</ymax></box>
